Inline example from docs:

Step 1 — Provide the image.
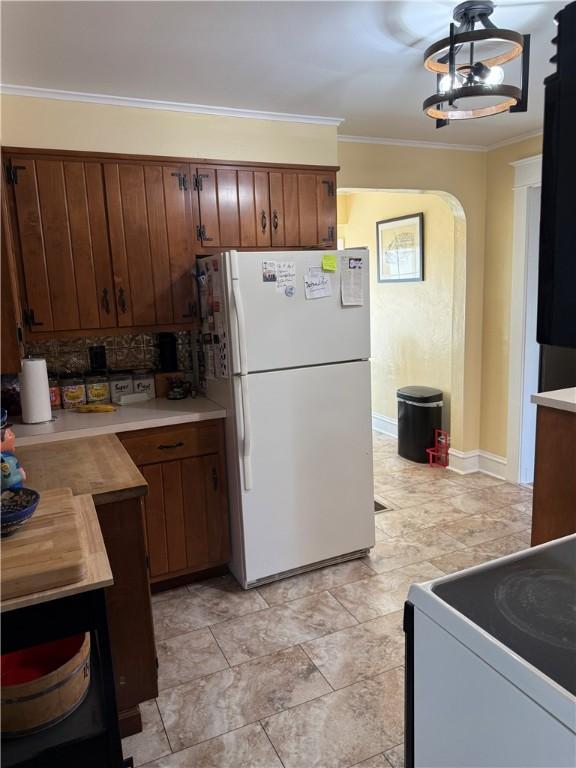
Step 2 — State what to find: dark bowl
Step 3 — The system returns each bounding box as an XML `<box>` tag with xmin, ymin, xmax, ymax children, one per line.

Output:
<box><xmin>1</xmin><ymin>488</ymin><xmax>40</xmax><ymax>537</ymax></box>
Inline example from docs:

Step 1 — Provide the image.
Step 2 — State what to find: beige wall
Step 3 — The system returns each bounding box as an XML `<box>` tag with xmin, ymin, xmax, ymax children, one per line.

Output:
<box><xmin>338</xmin><ymin>141</ymin><xmax>484</xmax><ymax>453</ymax></box>
<box><xmin>481</xmin><ymin>135</ymin><xmax>543</xmax><ymax>457</ymax></box>
<box><xmin>0</xmin><ymin>95</ymin><xmax>338</xmax><ymax>165</ymax></box>
<box><xmin>339</xmin><ymin>191</ymin><xmax>455</xmax><ymax>430</ymax></box>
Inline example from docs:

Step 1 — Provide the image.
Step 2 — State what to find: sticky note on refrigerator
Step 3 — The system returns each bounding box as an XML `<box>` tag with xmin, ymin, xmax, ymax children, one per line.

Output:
<box><xmin>322</xmin><ymin>254</ymin><xmax>337</xmax><ymax>272</ymax></box>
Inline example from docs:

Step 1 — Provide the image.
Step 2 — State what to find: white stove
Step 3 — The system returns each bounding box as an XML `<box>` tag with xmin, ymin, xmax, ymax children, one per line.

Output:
<box><xmin>404</xmin><ymin>534</ymin><xmax>576</xmax><ymax>767</ymax></box>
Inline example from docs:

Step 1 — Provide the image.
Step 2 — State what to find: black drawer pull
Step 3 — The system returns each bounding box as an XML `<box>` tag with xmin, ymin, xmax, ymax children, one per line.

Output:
<box><xmin>212</xmin><ymin>467</ymin><xmax>218</xmax><ymax>490</ymax></box>
<box><xmin>158</xmin><ymin>441</ymin><xmax>184</xmax><ymax>450</ymax></box>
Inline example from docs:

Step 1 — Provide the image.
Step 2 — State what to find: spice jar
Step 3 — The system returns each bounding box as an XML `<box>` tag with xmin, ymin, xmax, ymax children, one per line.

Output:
<box><xmin>85</xmin><ymin>374</ymin><xmax>111</xmax><ymax>404</ymax></box>
<box><xmin>60</xmin><ymin>376</ymin><xmax>87</xmax><ymax>410</ymax></box>
<box><xmin>48</xmin><ymin>374</ymin><xmax>62</xmax><ymax>410</ymax></box>
<box><xmin>109</xmin><ymin>372</ymin><xmax>133</xmax><ymax>404</ymax></box>
<box><xmin>132</xmin><ymin>370</ymin><xmax>156</xmax><ymax>398</ymax></box>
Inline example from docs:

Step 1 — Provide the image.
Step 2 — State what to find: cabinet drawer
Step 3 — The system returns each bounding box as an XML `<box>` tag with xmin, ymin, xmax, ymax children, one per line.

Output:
<box><xmin>120</xmin><ymin>422</ymin><xmax>221</xmax><ymax>465</ymax></box>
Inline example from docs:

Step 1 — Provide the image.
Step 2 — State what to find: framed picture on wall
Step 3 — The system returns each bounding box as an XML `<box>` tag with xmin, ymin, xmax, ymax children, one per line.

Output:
<box><xmin>377</xmin><ymin>213</ymin><xmax>424</xmax><ymax>283</ymax></box>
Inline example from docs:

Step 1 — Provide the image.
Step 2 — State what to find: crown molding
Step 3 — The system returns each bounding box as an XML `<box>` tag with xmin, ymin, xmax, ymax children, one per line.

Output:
<box><xmin>485</xmin><ymin>130</ymin><xmax>543</xmax><ymax>151</ymax></box>
<box><xmin>338</xmin><ymin>134</ymin><xmax>486</xmax><ymax>152</ymax></box>
<box><xmin>338</xmin><ymin>129</ymin><xmax>544</xmax><ymax>153</ymax></box>
<box><xmin>0</xmin><ymin>84</ymin><xmax>344</xmax><ymax>127</ymax></box>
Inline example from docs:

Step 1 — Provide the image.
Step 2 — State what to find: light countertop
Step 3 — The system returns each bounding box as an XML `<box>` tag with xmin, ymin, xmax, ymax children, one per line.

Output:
<box><xmin>17</xmin><ymin>434</ymin><xmax>147</xmax><ymax>506</ymax></box>
<box><xmin>531</xmin><ymin>387</ymin><xmax>576</xmax><ymax>414</ymax></box>
<box><xmin>13</xmin><ymin>396</ymin><xmax>226</xmax><ymax>446</ymax></box>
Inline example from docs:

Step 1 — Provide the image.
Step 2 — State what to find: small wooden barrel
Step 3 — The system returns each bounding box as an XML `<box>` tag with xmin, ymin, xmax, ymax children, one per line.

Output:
<box><xmin>1</xmin><ymin>633</ymin><xmax>90</xmax><ymax>737</ymax></box>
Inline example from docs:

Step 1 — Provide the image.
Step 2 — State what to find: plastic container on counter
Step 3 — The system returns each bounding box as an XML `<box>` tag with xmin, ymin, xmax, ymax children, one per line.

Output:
<box><xmin>85</xmin><ymin>374</ymin><xmax>111</xmax><ymax>404</ymax></box>
<box><xmin>109</xmin><ymin>372</ymin><xmax>133</xmax><ymax>404</ymax></box>
<box><xmin>60</xmin><ymin>376</ymin><xmax>87</xmax><ymax>410</ymax></box>
<box><xmin>132</xmin><ymin>370</ymin><xmax>155</xmax><ymax>399</ymax></box>
<box><xmin>48</xmin><ymin>374</ymin><xmax>61</xmax><ymax>410</ymax></box>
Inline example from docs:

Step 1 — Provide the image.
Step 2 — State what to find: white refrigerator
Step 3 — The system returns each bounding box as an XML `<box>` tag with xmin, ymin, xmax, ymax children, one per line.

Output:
<box><xmin>197</xmin><ymin>249</ymin><xmax>374</xmax><ymax>588</ymax></box>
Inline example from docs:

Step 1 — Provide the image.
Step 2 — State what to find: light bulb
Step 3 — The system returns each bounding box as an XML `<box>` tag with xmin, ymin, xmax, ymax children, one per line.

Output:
<box><xmin>484</xmin><ymin>65</ymin><xmax>504</xmax><ymax>86</ymax></box>
<box><xmin>438</xmin><ymin>72</ymin><xmax>464</xmax><ymax>93</ymax></box>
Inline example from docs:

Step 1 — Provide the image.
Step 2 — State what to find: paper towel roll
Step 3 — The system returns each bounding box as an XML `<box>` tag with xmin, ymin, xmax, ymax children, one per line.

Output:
<box><xmin>19</xmin><ymin>358</ymin><xmax>53</xmax><ymax>424</ymax></box>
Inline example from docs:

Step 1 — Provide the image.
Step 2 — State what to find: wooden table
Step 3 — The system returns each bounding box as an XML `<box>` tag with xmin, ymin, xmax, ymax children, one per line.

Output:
<box><xmin>17</xmin><ymin>434</ymin><xmax>157</xmax><ymax>738</ymax></box>
<box><xmin>2</xmin><ymin>495</ymin><xmax>124</xmax><ymax>768</ymax></box>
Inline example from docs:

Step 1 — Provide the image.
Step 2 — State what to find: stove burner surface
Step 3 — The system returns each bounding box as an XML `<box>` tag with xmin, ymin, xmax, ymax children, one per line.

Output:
<box><xmin>432</xmin><ymin>537</ymin><xmax>576</xmax><ymax>695</ymax></box>
<box><xmin>495</xmin><ymin>569</ymin><xmax>576</xmax><ymax>651</ymax></box>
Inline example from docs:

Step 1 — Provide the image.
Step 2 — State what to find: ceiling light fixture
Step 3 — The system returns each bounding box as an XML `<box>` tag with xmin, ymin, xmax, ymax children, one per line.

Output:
<box><xmin>423</xmin><ymin>0</ymin><xmax>530</xmax><ymax>127</ymax></box>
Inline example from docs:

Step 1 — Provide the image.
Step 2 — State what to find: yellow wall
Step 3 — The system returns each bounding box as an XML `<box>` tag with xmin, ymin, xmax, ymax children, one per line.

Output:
<box><xmin>338</xmin><ymin>141</ymin><xmax>484</xmax><ymax>453</ymax></box>
<box><xmin>0</xmin><ymin>95</ymin><xmax>338</xmax><ymax>165</ymax></box>
<box><xmin>340</xmin><ymin>191</ymin><xmax>455</xmax><ymax>429</ymax></box>
<box><xmin>481</xmin><ymin>135</ymin><xmax>542</xmax><ymax>457</ymax></box>
<box><xmin>0</xmin><ymin>92</ymin><xmax>543</xmax><ymax>460</ymax></box>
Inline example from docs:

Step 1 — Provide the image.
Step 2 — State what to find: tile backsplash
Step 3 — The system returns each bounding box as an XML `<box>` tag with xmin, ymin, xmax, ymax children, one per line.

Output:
<box><xmin>24</xmin><ymin>331</ymin><xmax>197</xmax><ymax>375</ymax></box>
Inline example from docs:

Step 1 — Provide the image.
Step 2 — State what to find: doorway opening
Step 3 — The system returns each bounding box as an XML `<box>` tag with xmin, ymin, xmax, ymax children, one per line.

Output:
<box><xmin>337</xmin><ymin>188</ymin><xmax>465</xmax><ymax>454</ymax></box>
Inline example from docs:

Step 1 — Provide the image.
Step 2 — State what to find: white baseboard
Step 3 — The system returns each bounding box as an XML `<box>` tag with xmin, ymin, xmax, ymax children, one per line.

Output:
<box><xmin>372</xmin><ymin>412</ymin><xmax>398</xmax><ymax>438</ymax></box>
<box><xmin>448</xmin><ymin>448</ymin><xmax>507</xmax><ymax>479</ymax></box>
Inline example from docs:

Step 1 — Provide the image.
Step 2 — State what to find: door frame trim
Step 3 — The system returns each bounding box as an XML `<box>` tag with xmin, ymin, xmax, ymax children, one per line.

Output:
<box><xmin>506</xmin><ymin>154</ymin><xmax>542</xmax><ymax>484</ymax></box>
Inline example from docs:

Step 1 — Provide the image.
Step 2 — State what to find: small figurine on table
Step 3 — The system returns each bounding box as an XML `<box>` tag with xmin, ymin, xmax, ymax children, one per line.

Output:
<box><xmin>1</xmin><ymin>408</ymin><xmax>26</xmax><ymax>491</ymax></box>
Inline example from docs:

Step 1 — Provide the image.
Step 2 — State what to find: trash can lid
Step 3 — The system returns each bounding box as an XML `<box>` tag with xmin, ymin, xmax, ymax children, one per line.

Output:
<box><xmin>397</xmin><ymin>386</ymin><xmax>443</xmax><ymax>403</ymax></box>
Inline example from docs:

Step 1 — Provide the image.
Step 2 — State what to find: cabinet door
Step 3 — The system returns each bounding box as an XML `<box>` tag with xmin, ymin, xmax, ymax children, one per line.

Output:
<box><xmin>147</xmin><ymin>166</ymin><xmax>197</xmax><ymax>324</ymax></box>
<box><xmin>270</xmin><ymin>171</ymin><xmax>300</xmax><ymax>247</ymax></box>
<box><xmin>97</xmin><ymin>497</ymin><xmax>158</xmax><ymax>712</ymax></box>
<box><xmin>254</xmin><ymin>171</ymin><xmax>271</xmax><ymax>247</ymax></box>
<box><xmin>9</xmin><ymin>157</ymin><xmax>113</xmax><ymax>331</ymax></box>
<box><xmin>238</xmin><ymin>171</ymin><xmax>258</xmax><ymax>247</ymax></box>
<box><xmin>181</xmin><ymin>453</ymin><xmax>230</xmax><ymax>569</ymax></box>
<box><xmin>269</xmin><ymin>172</ymin><xmax>285</xmax><ymax>247</ymax></box>
<box><xmin>237</xmin><ymin>171</ymin><xmax>271</xmax><ymax>247</ymax></box>
<box><xmin>104</xmin><ymin>163</ymin><xmax>196</xmax><ymax>327</ymax></box>
<box><xmin>297</xmin><ymin>173</ymin><xmax>319</xmax><ymax>247</ymax></box>
<box><xmin>104</xmin><ymin>163</ymin><xmax>156</xmax><ymax>326</ymax></box>
<box><xmin>194</xmin><ymin>167</ymin><xmax>220</xmax><ymax>246</ymax></box>
<box><xmin>317</xmin><ymin>173</ymin><xmax>337</xmax><ymax>248</ymax></box>
<box><xmin>202</xmin><ymin>452</ymin><xmax>230</xmax><ymax>564</ymax></box>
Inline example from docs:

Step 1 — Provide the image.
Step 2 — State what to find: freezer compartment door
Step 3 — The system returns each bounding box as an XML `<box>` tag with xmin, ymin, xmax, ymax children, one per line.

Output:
<box><xmin>229</xmin><ymin>249</ymin><xmax>370</xmax><ymax>373</ymax></box>
<box><xmin>236</xmin><ymin>360</ymin><xmax>374</xmax><ymax>585</ymax></box>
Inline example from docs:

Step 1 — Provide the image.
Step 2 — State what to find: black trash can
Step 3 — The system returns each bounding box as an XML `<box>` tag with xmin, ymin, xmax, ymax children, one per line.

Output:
<box><xmin>397</xmin><ymin>386</ymin><xmax>443</xmax><ymax>463</ymax></box>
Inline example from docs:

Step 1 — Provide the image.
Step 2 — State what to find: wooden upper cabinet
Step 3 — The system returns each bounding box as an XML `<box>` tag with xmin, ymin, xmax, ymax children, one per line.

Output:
<box><xmin>5</xmin><ymin>149</ymin><xmax>337</xmax><ymax>338</ymax></box>
<box><xmin>104</xmin><ymin>163</ymin><xmax>197</xmax><ymax>326</ymax></box>
<box><xmin>316</xmin><ymin>173</ymin><xmax>337</xmax><ymax>248</ymax></box>
<box><xmin>193</xmin><ymin>166</ymin><xmax>338</xmax><ymax>251</ymax></box>
<box><xmin>7</xmin><ymin>156</ymin><xmax>113</xmax><ymax>332</ymax></box>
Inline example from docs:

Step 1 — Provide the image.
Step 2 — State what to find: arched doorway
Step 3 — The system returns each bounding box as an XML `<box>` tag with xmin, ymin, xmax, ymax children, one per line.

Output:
<box><xmin>337</xmin><ymin>187</ymin><xmax>466</xmax><ymax>461</ymax></box>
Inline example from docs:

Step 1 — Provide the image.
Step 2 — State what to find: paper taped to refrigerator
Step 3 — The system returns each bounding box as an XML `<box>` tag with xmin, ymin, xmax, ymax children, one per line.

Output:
<box><xmin>276</xmin><ymin>261</ymin><xmax>296</xmax><ymax>293</ymax></box>
<box><xmin>341</xmin><ymin>254</ymin><xmax>364</xmax><ymax>306</ymax></box>
<box><xmin>304</xmin><ymin>268</ymin><xmax>332</xmax><ymax>300</ymax></box>
<box><xmin>262</xmin><ymin>261</ymin><xmax>277</xmax><ymax>282</ymax></box>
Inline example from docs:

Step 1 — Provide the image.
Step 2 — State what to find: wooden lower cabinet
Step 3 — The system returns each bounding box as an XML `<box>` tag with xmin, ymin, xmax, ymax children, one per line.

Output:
<box><xmin>96</xmin><ymin>496</ymin><xmax>158</xmax><ymax>737</ymax></box>
<box><xmin>531</xmin><ymin>405</ymin><xmax>576</xmax><ymax>546</ymax></box>
<box><xmin>120</xmin><ymin>420</ymin><xmax>230</xmax><ymax>585</ymax></box>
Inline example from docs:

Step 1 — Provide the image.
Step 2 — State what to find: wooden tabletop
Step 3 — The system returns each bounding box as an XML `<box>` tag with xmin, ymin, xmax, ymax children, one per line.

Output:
<box><xmin>17</xmin><ymin>434</ymin><xmax>147</xmax><ymax>506</ymax></box>
<box><xmin>2</xmin><ymin>493</ymin><xmax>113</xmax><ymax>613</ymax></box>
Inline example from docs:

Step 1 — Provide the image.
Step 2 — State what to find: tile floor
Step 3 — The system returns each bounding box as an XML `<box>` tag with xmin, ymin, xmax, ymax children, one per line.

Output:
<box><xmin>123</xmin><ymin>433</ymin><xmax>533</xmax><ymax>768</ymax></box>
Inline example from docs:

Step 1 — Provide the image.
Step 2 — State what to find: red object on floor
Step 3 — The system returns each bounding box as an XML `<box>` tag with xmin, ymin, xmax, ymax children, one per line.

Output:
<box><xmin>1</xmin><ymin>634</ymin><xmax>86</xmax><ymax>685</ymax></box>
<box><xmin>426</xmin><ymin>429</ymin><xmax>450</xmax><ymax>468</ymax></box>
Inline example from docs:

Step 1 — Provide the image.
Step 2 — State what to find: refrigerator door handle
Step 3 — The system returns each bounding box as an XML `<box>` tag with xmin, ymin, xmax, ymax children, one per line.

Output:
<box><xmin>240</xmin><ymin>373</ymin><xmax>253</xmax><ymax>490</ymax></box>
<box><xmin>230</xmin><ymin>251</ymin><xmax>253</xmax><ymax>490</ymax></box>
<box><xmin>230</xmin><ymin>250</ymin><xmax>249</xmax><ymax>376</ymax></box>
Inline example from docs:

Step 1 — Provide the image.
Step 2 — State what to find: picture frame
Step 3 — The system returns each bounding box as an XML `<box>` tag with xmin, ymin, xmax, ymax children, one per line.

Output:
<box><xmin>376</xmin><ymin>213</ymin><xmax>424</xmax><ymax>283</ymax></box>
